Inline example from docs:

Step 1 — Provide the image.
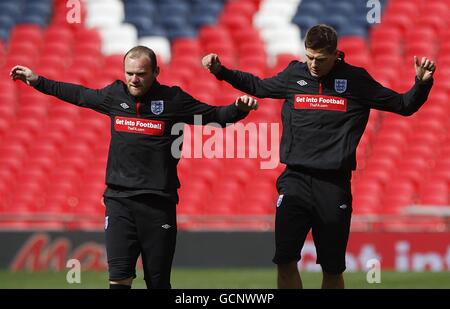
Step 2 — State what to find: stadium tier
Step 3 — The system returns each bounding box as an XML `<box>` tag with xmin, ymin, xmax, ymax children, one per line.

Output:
<box><xmin>0</xmin><ymin>0</ymin><xmax>448</xmax><ymax>231</ymax></box>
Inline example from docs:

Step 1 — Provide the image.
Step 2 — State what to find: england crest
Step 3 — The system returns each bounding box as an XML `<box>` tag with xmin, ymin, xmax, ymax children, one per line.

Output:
<box><xmin>334</xmin><ymin>79</ymin><xmax>347</xmax><ymax>94</ymax></box>
<box><xmin>151</xmin><ymin>100</ymin><xmax>164</xmax><ymax>115</ymax></box>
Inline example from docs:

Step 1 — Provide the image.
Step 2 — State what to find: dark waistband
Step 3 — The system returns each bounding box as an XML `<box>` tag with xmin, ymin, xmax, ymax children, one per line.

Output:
<box><xmin>287</xmin><ymin>165</ymin><xmax>352</xmax><ymax>178</ymax></box>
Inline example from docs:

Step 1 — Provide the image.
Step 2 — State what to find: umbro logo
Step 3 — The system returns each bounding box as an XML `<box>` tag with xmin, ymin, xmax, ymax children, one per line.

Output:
<box><xmin>276</xmin><ymin>194</ymin><xmax>284</xmax><ymax>208</ymax></box>
<box><xmin>120</xmin><ymin>102</ymin><xmax>130</xmax><ymax>109</ymax></box>
<box><xmin>162</xmin><ymin>224</ymin><xmax>171</xmax><ymax>229</ymax></box>
<box><xmin>297</xmin><ymin>80</ymin><xmax>307</xmax><ymax>86</ymax></box>
<box><xmin>339</xmin><ymin>204</ymin><xmax>348</xmax><ymax>210</ymax></box>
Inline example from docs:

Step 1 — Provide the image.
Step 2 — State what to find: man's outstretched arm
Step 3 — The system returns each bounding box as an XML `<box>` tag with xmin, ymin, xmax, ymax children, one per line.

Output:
<box><xmin>10</xmin><ymin>65</ymin><xmax>111</xmax><ymax>114</ymax></box>
<box><xmin>201</xmin><ymin>94</ymin><xmax>258</xmax><ymax>127</ymax></box>
<box><xmin>177</xmin><ymin>87</ymin><xmax>258</xmax><ymax>127</ymax></box>
<box><xmin>358</xmin><ymin>56</ymin><xmax>436</xmax><ymax>116</ymax></box>
<box><xmin>202</xmin><ymin>53</ymin><xmax>290</xmax><ymax>99</ymax></box>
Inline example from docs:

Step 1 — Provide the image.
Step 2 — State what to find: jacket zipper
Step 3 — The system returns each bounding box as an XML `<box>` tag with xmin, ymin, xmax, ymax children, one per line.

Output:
<box><xmin>318</xmin><ymin>81</ymin><xmax>323</xmax><ymax>94</ymax></box>
<box><xmin>136</xmin><ymin>100</ymin><xmax>141</xmax><ymax>117</ymax></box>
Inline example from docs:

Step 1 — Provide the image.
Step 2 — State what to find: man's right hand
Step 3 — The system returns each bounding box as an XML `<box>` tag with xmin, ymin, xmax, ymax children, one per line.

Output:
<box><xmin>202</xmin><ymin>53</ymin><xmax>222</xmax><ymax>74</ymax></box>
<box><xmin>10</xmin><ymin>65</ymin><xmax>39</xmax><ymax>86</ymax></box>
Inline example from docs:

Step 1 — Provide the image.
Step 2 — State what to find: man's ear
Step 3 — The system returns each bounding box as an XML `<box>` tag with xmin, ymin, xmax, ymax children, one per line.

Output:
<box><xmin>335</xmin><ymin>49</ymin><xmax>344</xmax><ymax>61</ymax></box>
<box><xmin>154</xmin><ymin>66</ymin><xmax>160</xmax><ymax>76</ymax></box>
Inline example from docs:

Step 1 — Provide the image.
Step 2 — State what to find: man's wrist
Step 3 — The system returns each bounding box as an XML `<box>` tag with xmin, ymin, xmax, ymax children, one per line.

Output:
<box><xmin>30</xmin><ymin>75</ymin><xmax>40</xmax><ymax>87</ymax></box>
<box><xmin>416</xmin><ymin>76</ymin><xmax>432</xmax><ymax>85</ymax></box>
<box><xmin>212</xmin><ymin>65</ymin><xmax>223</xmax><ymax>75</ymax></box>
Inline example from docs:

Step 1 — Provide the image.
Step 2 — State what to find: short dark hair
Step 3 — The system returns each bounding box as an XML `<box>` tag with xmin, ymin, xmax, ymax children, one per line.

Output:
<box><xmin>304</xmin><ymin>24</ymin><xmax>338</xmax><ymax>54</ymax></box>
<box><xmin>124</xmin><ymin>46</ymin><xmax>158</xmax><ymax>72</ymax></box>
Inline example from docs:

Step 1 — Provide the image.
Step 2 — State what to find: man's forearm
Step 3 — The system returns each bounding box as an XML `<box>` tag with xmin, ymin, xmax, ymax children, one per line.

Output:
<box><xmin>213</xmin><ymin>103</ymin><xmax>249</xmax><ymax>127</ymax></box>
<box><xmin>400</xmin><ymin>78</ymin><xmax>434</xmax><ymax>116</ymax></box>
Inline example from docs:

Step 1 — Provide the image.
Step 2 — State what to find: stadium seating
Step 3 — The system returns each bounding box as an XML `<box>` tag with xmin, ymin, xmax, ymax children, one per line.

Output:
<box><xmin>0</xmin><ymin>0</ymin><xmax>448</xmax><ymax>231</ymax></box>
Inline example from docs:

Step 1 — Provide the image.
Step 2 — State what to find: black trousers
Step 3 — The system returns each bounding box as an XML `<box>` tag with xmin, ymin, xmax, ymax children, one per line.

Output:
<box><xmin>104</xmin><ymin>194</ymin><xmax>177</xmax><ymax>288</ymax></box>
<box><xmin>273</xmin><ymin>166</ymin><xmax>352</xmax><ymax>274</ymax></box>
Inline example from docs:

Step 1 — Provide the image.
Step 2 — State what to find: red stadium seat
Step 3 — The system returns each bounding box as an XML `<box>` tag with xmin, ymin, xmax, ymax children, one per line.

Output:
<box><xmin>362</xmin><ymin>168</ymin><xmax>392</xmax><ymax>187</ymax></box>
<box><xmin>203</xmin><ymin>40</ymin><xmax>236</xmax><ymax>60</ymax></box>
<box><xmin>5</xmin><ymin>54</ymin><xmax>38</xmax><ymax>70</ymax></box>
<box><xmin>103</xmin><ymin>54</ymin><xmax>124</xmax><ymax>69</ymax></box>
<box><xmin>48</xmin><ymin>167</ymin><xmax>80</xmax><ymax>185</ymax></box>
<box><xmin>73</xmin><ymin>43</ymin><xmax>103</xmax><ymax>61</ymax></box>
<box><xmin>413</xmin><ymin>118</ymin><xmax>447</xmax><ymax>137</ymax></box>
<box><xmin>220</xmin><ymin>14</ymin><xmax>253</xmax><ymax>33</ymax></box>
<box><xmin>352</xmin><ymin>194</ymin><xmax>381</xmax><ymax>215</ymax></box>
<box><xmin>2</xmin><ymin>0</ymin><xmax>448</xmax><ymax>231</ymax></box>
<box><xmin>405</xmin><ymin>27</ymin><xmax>438</xmax><ymax>45</ymax></box>
<box><xmin>383</xmin><ymin>194</ymin><xmax>416</xmax><ymax>215</ymax></box>
<box><xmin>74</xmin><ymin>28</ymin><xmax>101</xmax><ymax>47</ymax></box>
<box><xmin>9</xmin><ymin>25</ymin><xmax>43</xmax><ymax>47</ymax></box>
<box><xmin>237</xmin><ymin>41</ymin><xmax>266</xmax><ymax>58</ymax></box>
<box><xmin>44</xmin><ymin>26</ymin><xmax>74</xmax><ymax>45</ymax></box>
<box><xmin>72</xmin><ymin>194</ymin><xmax>105</xmax><ymax>216</ymax></box>
<box><xmin>429</xmin><ymin>169</ymin><xmax>450</xmax><ymax>186</ymax></box>
<box><xmin>178</xmin><ymin>194</ymin><xmax>205</xmax><ymax>215</ymax></box>
<box><xmin>199</xmin><ymin>26</ymin><xmax>232</xmax><ymax>47</ymax></box>
<box><xmin>2</xmin><ymin>200</ymin><xmax>35</xmax><ymax>216</ymax></box>
<box><xmin>273</xmin><ymin>53</ymin><xmax>299</xmax><ymax>69</ymax></box>
<box><xmin>372</xmin><ymin>54</ymin><xmax>402</xmax><ymax>73</ymax></box>
<box><xmin>381</xmin><ymin>14</ymin><xmax>414</xmax><ymax>35</ymax></box>
<box><xmin>384</xmin><ymin>0</ymin><xmax>419</xmax><ymax>16</ymax></box>
<box><xmin>417</xmin><ymin>15</ymin><xmax>448</xmax><ymax>37</ymax></box>
<box><xmin>67</xmin><ymin>66</ymin><xmax>93</xmax><ymax>84</ymax></box>
<box><xmin>71</xmin><ymin>54</ymin><xmax>102</xmax><ymax>70</ymax></box>
<box><xmin>231</xmin><ymin>28</ymin><xmax>262</xmax><ymax>46</ymax></box>
<box><xmin>222</xmin><ymin>1</ymin><xmax>258</xmax><ymax>22</ymax></box>
<box><xmin>375</xmin><ymin>130</ymin><xmax>407</xmax><ymax>147</ymax></box>
<box><xmin>367</xmin><ymin>66</ymin><xmax>397</xmax><ymax>86</ymax></box>
<box><xmin>41</xmin><ymin>41</ymin><xmax>74</xmax><ymax>60</ymax></box>
<box><xmin>240</xmin><ymin>195</ymin><xmax>275</xmax><ymax>215</ymax></box>
<box><xmin>203</xmin><ymin>196</ymin><xmax>238</xmax><ymax>215</ymax></box>
<box><xmin>170</xmin><ymin>55</ymin><xmax>203</xmax><ymax>72</ymax></box>
<box><xmin>213</xmin><ymin>87</ymin><xmax>243</xmax><ymax>106</ymax></box>
<box><xmin>404</xmin><ymin>41</ymin><xmax>436</xmax><ymax>60</ymax></box>
<box><xmin>338</xmin><ymin>36</ymin><xmax>368</xmax><ymax>55</ymax></box>
<box><xmin>0</xmin><ymin>142</ymin><xmax>27</xmax><ymax>159</ymax></box>
<box><xmin>7</xmin><ymin>41</ymin><xmax>38</xmax><ymax>59</ymax></box>
<box><xmin>370</xmin><ymin>26</ymin><xmax>403</xmax><ymax>44</ymax></box>
<box><xmin>420</xmin><ymin>181</ymin><xmax>449</xmax><ymax>205</ymax></box>
<box><xmin>364</xmin><ymin>156</ymin><xmax>396</xmax><ymax>172</ymax></box>
<box><xmin>370</xmin><ymin>40</ymin><xmax>401</xmax><ymax>58</ymax></box>
<box><xmin>420</xmin><ymin>1</ymin><xmax>449</xmax><ymax>19</ymax></box>
<box><xmin>38</xmin><ymin>54</ymin><xmax>69</xmax><ymax>72</ymax></box>
<box><xmin>171</xmin><ymin>38</ymin><xmax>202</xmax><ymax>59</ymax></box>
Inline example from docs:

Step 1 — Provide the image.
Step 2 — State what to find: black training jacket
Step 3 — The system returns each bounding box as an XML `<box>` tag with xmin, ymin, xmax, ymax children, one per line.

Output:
<box><xmin>33</xmin><ymin>77</ymin><xmax>248</xmax><ymax>201</ymax></box>
<box><xmin>214</xmin><ymin>58</ymin><xmax>433</xmax><ymax>171</ymax></box>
